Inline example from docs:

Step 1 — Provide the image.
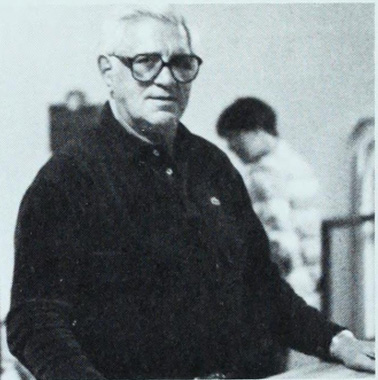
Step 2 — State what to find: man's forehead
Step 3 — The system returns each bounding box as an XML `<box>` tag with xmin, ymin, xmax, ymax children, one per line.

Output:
<box><xmin>115</xmin><ymin>18</ymin><xmax>191</xmax><ymax>55</ymax></box>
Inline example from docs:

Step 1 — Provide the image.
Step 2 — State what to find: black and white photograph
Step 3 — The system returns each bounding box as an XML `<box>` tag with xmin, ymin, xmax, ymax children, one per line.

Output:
<box><xmin>0</xmin><ymin>2</ymin><xmax>375</xmax><ymax>379</ymax></box>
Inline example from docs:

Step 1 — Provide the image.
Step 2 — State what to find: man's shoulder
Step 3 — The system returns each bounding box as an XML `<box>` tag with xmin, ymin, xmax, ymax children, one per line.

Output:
<box><xmin>30</xmin><ymin>151</ymin><xmax>86</xmax><ymax>191</ymax></box>
<box><xmin>58</xmin><ymin>123</ymin><xmax>104</xmax><ymax>155</ymax></box>
<box><xmin>275</xmin><ymin>140</ymin><xmax>318</xmax><ymax>180</ymax></box>
<box><xmin>180</xmin><ymin>128</ymin><xmax>246</xmax><ymax>189</ymax></box>
<box><xmin>182</xmin><ymin>126</ymin><xmax>233</xmax><ymax>166</ymax></box>
<box><xmin>32</xmin><ymin>128</ymin><xmax>103</xmax><ymax>187</ymax></box>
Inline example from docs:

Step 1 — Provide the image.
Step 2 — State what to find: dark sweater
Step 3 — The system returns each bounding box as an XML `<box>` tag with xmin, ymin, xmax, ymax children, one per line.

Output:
<box><xmin>7</xmin><ymin>103</ymin><xmax>343</xmax><ymax>379</ymax></box>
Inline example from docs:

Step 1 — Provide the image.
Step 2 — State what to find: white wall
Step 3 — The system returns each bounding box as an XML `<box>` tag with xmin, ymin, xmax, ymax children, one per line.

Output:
<box><xmin>0</xmin><ymin>3</ymin><xmax>374</xmax><ymax>318</ymax></box>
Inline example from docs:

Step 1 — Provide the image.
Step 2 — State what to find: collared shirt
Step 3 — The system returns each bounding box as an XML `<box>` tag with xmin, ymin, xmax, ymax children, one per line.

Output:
<box><xmin>7</xmin><ymin>103</ymin><xmax>343</xmax><ymax>380</ymax></box>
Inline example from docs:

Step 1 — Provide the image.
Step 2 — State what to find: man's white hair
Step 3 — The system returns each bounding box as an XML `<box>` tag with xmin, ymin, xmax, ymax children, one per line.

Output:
<box><xmin>98</xmin><ymin>4</ymin><xmax>192</xmax><ymax>56</ymax></box>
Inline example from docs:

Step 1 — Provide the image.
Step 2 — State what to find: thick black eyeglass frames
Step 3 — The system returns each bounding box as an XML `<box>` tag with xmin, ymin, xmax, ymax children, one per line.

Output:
<box><xmin>109</xmin><ymin>53</ymin><xmax>203</xmax><ymax>84</ymax></box>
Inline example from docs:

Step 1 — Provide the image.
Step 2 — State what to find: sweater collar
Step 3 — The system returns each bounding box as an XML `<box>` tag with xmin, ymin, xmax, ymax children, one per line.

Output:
<box><xmin>98</xmin><ymin>101</ymin><xmax>193</xmax><ymax>161</ymax></box>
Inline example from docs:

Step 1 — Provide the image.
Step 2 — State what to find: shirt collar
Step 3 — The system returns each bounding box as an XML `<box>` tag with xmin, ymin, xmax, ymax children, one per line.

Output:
<box><xmin>98</xmin><ymin>101</ymin><xmax>193</xmax><ymax>161</ymax></box>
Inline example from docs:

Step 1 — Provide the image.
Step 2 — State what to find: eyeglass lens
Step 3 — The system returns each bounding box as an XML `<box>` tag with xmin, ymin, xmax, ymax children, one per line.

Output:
<box><xmin>132</xmin><ymin>54</ymin><xmax>201</xmax><ymax>83</ymax></box>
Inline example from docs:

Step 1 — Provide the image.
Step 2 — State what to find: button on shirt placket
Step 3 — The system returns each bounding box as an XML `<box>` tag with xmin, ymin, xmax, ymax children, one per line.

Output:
<box><xmin>165</xmin><ymin>167</ymin><xmax>174</xmax><ymax>176</ymax></box>
<box><xmin>149</xmin><ymin>148</ymin><xmax>177</xmax><ymax>186</ymax></box>
<box><xmin>151</xmin><ymin>148</ymin><xmax>201</xmax><ymax>229</ymax></box>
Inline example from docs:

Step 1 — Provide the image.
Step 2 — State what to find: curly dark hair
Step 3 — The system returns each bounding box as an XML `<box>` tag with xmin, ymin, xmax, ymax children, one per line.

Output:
<box><xmin>216</xmin><ymin>97</ymin><xmax>278</xmax><ymax>138</ymax></box>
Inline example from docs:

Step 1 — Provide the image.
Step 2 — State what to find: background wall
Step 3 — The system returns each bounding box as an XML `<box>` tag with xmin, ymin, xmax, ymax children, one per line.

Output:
<box><xmin>0</xmin><ymin>3</ymin><xmax>374</xmax><ymax>324</ymax></box>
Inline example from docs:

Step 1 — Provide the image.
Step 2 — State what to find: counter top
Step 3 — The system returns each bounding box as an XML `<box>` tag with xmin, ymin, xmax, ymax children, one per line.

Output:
<box><xmin>268</xmin><ymin>362</ymin><xmax>375</xmax><ymax>378</ymax></box>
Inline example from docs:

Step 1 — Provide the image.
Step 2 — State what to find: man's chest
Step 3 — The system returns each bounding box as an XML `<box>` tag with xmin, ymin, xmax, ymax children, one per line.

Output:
<box><xmin>83</xmin><ymin>152</ymin><xmax>245</xmax><ymax>256</ymax></box>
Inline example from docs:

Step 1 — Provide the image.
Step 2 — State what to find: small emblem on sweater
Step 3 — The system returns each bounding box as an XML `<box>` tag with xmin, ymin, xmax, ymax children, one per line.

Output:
<box><xmin>210</xmin><ymin>196</ymin><xmax>221</xmax><ymax>206</ymax></box>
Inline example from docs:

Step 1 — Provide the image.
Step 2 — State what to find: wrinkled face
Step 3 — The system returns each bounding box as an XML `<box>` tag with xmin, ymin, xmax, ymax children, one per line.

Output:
<box><xmin>103</xmin><ymin>18</ymin><xmax>193</xmax><ymax>130</ymax></box>
<box><xmin>227</xmin><ymin>130</ymin><xmax>272</xmax><ymax>162</ymax></box>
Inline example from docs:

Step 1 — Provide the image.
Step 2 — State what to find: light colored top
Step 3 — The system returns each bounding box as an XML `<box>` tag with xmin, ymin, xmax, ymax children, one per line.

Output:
<box><xmin>242</xmin><ymin>139</ymin><xmax>321</xmax><ymax>308</ymax></box>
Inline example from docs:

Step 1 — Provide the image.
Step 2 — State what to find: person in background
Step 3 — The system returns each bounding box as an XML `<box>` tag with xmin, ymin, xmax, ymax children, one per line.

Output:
<box><xmin>7</xmin><ymin>6</ymin><xmax>374</xmax><ymax>380</ymax></box>
<box><xmin>216</xmin><ymin>97</ymin><xmax>321</xmax><ymax>309</ymax></box>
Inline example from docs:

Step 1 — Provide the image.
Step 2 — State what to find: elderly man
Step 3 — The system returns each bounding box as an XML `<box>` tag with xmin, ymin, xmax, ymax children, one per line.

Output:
<box><xmin>7</xmin><ymin>6</ymin><xmax>374</xmax><ymax>380</ymax></box>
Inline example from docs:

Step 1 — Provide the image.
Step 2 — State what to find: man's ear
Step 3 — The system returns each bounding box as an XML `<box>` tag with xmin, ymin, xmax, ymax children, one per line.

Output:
<box><xmin>98</xmin><ymin>55</ymin><xmax>113</xmax><ymax>88</ymax></box>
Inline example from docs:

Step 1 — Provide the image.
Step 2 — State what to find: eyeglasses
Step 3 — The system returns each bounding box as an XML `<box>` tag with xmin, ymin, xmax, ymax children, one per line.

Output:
<box><xmin>109</xmin><ymin>53</ymin><xmax>203</xmax><ymax>84</ymax></box>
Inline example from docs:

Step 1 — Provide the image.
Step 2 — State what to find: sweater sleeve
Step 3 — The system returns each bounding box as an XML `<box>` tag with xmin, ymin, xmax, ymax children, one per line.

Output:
<box><xmin>7</xmin><ymin>155</ymin><xmax>107</xmax><ymax>380</ymax></box>
<box><xmin>230</xmin><ymin>165</ymin><xmax>345</xmax><ymax>359</ymax></box>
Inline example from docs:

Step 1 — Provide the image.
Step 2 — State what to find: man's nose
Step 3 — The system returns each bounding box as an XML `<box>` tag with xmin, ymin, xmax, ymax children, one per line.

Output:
<box><xmin>154</xmin><ymin>65</ymin><xmax>176</xmax><ymax>86</ymax></box>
